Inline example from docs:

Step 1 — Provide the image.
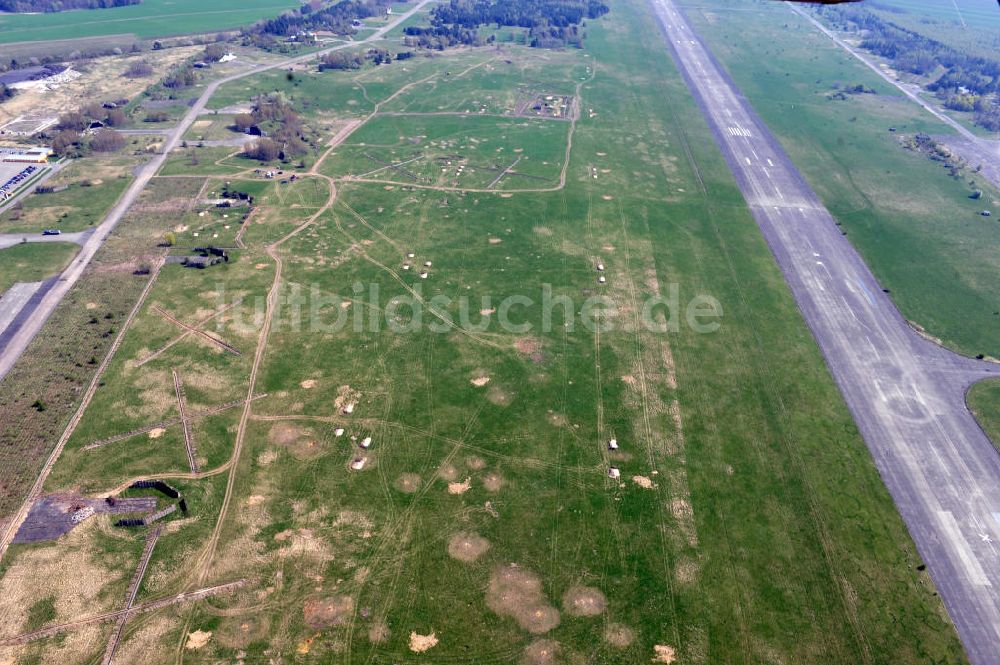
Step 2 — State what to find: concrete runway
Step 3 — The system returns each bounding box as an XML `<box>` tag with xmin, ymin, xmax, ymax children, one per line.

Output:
<box><xmin>650</xmin><ymin>0</ymin><xmax>1000</xmax><ymax>662</ymax></box>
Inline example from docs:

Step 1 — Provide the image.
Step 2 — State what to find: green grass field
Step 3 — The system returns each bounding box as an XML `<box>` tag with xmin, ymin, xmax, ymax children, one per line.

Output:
<box><xmin>0</xmin><ymin>0</ymin><xmax>971</xmax><ymax>663</ymax></box>
<box><xmin>682</xmin><ymin>0</ymin><xmax>1000</xmax><ymax>361</ymax></box>
<box><xmin>0</xmin><ymin>157</ymin><xmax>137</xmax><ymax>234</ymax></box>
<box><xmin>0</xmin><ymin>242</ymin><xmax>79</xmax><ymax>294</ymax></box>
<box><xmin>0</xmin><ymin>0</ymin><xmax>300</xmax><ymax>45</ymax></box>
<box><xmin>969</xmin><ymin>380</ymin><xmax>1000</xmax><ymax>454</ymax></box>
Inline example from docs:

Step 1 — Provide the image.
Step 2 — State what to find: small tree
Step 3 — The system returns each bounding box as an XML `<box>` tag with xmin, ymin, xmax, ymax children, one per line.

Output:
<box><xmin>104</xmin><ymin>108</ymin><xmax>127</xmax><ymax>127</ymax></box>
<box><xmin>90</xmin><ymin>128</ymin><xmax>126</xmax><ymax>152</ymax></box>
<box><xmin>163</xmin><ymin>231</ymin><xmax>177</xmax><ymax>246</ymax></box>
<box><xmin>233</xmin><ymin>113</ymin><xmax>256</xmax><ymax>132</ymax></box>
<box><xmin>123</xmin><ymin>60</ymin><xmax>154</xmax><ymax>78</ymax></box>
<box><xmin>244</xmin><ymin>137</ymin><xmax>281</xmax><ymax>161</ymax></box>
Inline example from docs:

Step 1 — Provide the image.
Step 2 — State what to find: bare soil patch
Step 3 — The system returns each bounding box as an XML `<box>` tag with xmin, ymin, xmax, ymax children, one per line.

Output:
<box><xmin>447</xmin><ymin>532</ymin><xmax>490</xmax><ymax>562</ymax></box>
<box><xmin>471</xmin><ymin>375</ymin><xmax>491</xmax><ymax>387</ymax></box>
<box><xmin>300</xmin><ymin>379</ymin><xmax>317</xmax><ymax>389</ymax></box>
<box><xmin>303</xmin><ymin>595</ymin><xmax>355</xmax><ymax>629</ymax></box>
<box><xmin>466</xmin><ymin>455</ymin><xmax>486</xmax><ymax>470</ymax></box>
<box><xmin>562</xmin><ymin>585</ymin><xmax>606</xmax><ymax>616</ymax></box>
<box><xmin>486</xmin><ymin>564</ymin><xmax>560</xmax><ymax>634</ymax></box>
<box><xmin>409</xmin><ymin>631</ymin><xmax>439</xmax><ymax>653</ymax></box>
<box><xmin>447</xmin><ymin>477</ymin><xmax>472</xmax><ymax>494</ymax></box>
<box><xmin>632</xmin><ymin>475</ymin><xmax>657</xmax><ymax>490</ymax></box>
<box><xmin>148</xmin><ymin>427</ymin><xmax>166</xmax><ymax>439</ymax></box>
<box><xmin>653</xmin><ymin>645</ymin><xmax>677</xmax><ymax>663</ymax></box>
<box><xmin>438</xmin><ymin>462</ymin><xmax>459</xmax><ymax>481</ymax></box>
<box><xmin>185</xmin><ymin>630</ymin><xmax>212</xmax><ymax>650</ymax></box>
<box><xmin>396</xmin><ymin>473</ymin><xmax>422</xmax><ymax>493</ymax></box>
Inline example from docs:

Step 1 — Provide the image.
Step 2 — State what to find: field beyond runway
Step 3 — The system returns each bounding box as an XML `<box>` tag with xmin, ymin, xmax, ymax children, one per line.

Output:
<box><xmin>652</xmin><ymin>0</ymin><xmax>1000</xmax><ymax>661</ymax></box>
<box><xmin>0</xmin><ymin>0</ymin><xmax>300</xmax><ymax>45</ymax></box>
<box><xmin>0</xmin><ymin>0</ymin><xmax>979</xmax><ymax>662</ymax></box>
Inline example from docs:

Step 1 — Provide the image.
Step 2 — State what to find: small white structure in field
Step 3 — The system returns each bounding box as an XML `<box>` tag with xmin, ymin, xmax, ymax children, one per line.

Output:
<box><xmin>608</xmin><ymin>438</ymin><xmax>618</xmax><ymax>450</ymax></box>
<box><xmin>420</xmin><ymin>271</ymin><xmax>428</xmax><ymax>279</ymax></box>
<box><xmin>342</xmin><ymin>402</ymin><xmax>355</xmax><ymax>415</ymax></box>
<box><xmin>402</xmin><ymin>264</ymin><xmax>411</xmax><ymax>270</ymax></box>
<box><xmin>360</xmin><ymin>436</ymin><xmax>372</xmax><ymax>449</ymax></box>
<box><xmin>407</xmin><ymin>252</ymin><xmax>415</xmax><ymax>258</ymax></box>
<box><xmin>598</xmin><ymin>275</ymin><xmax>606</xmax><ymax>284</ymax></box>
<box><xmin>219</xmin><ymin>53</ymin><xmax>237</xmax><ymax>63</ymax></box>
<box><xmin>351</xmin><ymin>457</ymin><xmax>367</xmax><ymax>471</ymax></box>
<box><xmin>334</xmin><ymin>428</ymin><xmax>345</xmax><ymax>437</ymax></box>
<box><xmin>596</xmin><ymin>263</ymin><xmax>605</xmax><ymax>271</ymax></box>
<box><xmin>424</xmin><ymin>261</ymin><xmax>432</xmax><ymax>267</ymax></box>
<box><xmin>608</xmin><ymin>467</ymin><xmax>621</xmax><ymax>479</ymax></box>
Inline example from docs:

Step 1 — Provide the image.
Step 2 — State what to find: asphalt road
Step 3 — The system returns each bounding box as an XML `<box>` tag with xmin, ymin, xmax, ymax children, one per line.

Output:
<box><xmin>0</xmin><ymin>230</ymin><xmax>92</xmax><ymax>250</ymax></box>
<box><xmin>0</xmin><ymin>0</ymin><xmax>432</xmax><ymax>383</ymax></box>
<box><xmin>650</xmin><ymin>0</ymin><xmax>1000</xmax><ymax>662</ymax></box>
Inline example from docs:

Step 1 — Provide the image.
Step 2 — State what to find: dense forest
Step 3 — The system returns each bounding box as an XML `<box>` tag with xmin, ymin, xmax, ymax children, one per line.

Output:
<box><xmin>415</xmin><ymin>0</ymin><xmax>609</xmax><ymax>48</ymax></box>
<box><xmin>817</xmin><ymin>5</ymin><xmax>1000</xmax><ymax>130</ymax></box>
<box><xmin>0</xmin><ymin>0</ymin><xmax>138</xmax><ymax>12</ymax></box>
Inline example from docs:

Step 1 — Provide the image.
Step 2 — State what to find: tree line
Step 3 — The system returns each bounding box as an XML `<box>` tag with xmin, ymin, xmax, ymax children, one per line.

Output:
<box><xmin>417</xmin><ymin>0</ymin><xmax>608</xmax><ymax>48</ymax></box>
<box><xmin>817</xmin><ymin>5</ymin><xmax>1000</xmax><ymax>131</ymax></box>
<box><xmin>0</xmin><ymin>0</ymin><xmax>138</xmax><ymax>11</ymax></box>
<box><xmin>248</xmin><ymin>0</ymin><xmax>392</xmax><ymax>39</ymax></box>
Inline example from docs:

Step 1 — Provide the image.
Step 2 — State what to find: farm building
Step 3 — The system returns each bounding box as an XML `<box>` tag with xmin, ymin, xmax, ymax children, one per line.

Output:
<box><xmin>1</xmin><ymin>146</ymin><xmax>53</xmax><ymax>164</ymax></box>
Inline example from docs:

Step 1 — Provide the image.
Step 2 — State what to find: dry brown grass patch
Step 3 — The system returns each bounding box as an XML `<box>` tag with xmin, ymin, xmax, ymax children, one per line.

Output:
<box><xmin>438</xmin><ymin>462</ymin><xmax>459</xmax><ymax>482</ymax></box>
<box><xmin>487</xmin><ymin>385</ymin><xmax>512</xmax><ymax>406</ymax></box>
<box><xmin>303</xmin><ymin>595</ymin><xmax>355</xmax><ymax>629</ymax></box>
<box><xmin>268</xmin><ymin>422</ymin><xmax>324</xmax><ymax>459</ymax></box>
<box><xmin>368</xmin><ymin>622</ymin><xmax>390</xmax><ymax>643</ymax></box>
<box><xmin>513</xmin><ymin>337</ymin><xmax>544</xmax><ymax>363</ymax></box>
<box><xmin>396</xmin><ymin>472</ymin><xmax>422</xmax><ymax>493</ymax></box>
<box><xmin>522</xmin><ymin>639</ymin><xmax>561</xmax><ymax>664</ymax></box>
<box><xmin>486</xmin><ymin>565</ymin><xmax>560</xmax><ymax>634</ymax></box>
<box><xmin>482</xmin><ymin>472</ymin><xmax>504</xmax><ymax>492</ymax></box>
<box><xmin>604</xmin><ymin>623</ymin><xmax>635</xmax><ymax>647</ymax></box>
<box><xmin>562</xmin><ymin>585</ymin><xmax>606</xmax><ymax>616</ymax></box>
<box><xmin>447</xmin><ymin>532</ymin><xmax>490</xmax><ymax>562</ymax></box>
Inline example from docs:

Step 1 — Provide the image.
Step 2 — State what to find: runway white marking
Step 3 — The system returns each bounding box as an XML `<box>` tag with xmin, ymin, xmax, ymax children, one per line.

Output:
<box><xmin>938</xmin><ymin>511</ymin><xmax>991</xmax><ymax>587</ymax></box>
